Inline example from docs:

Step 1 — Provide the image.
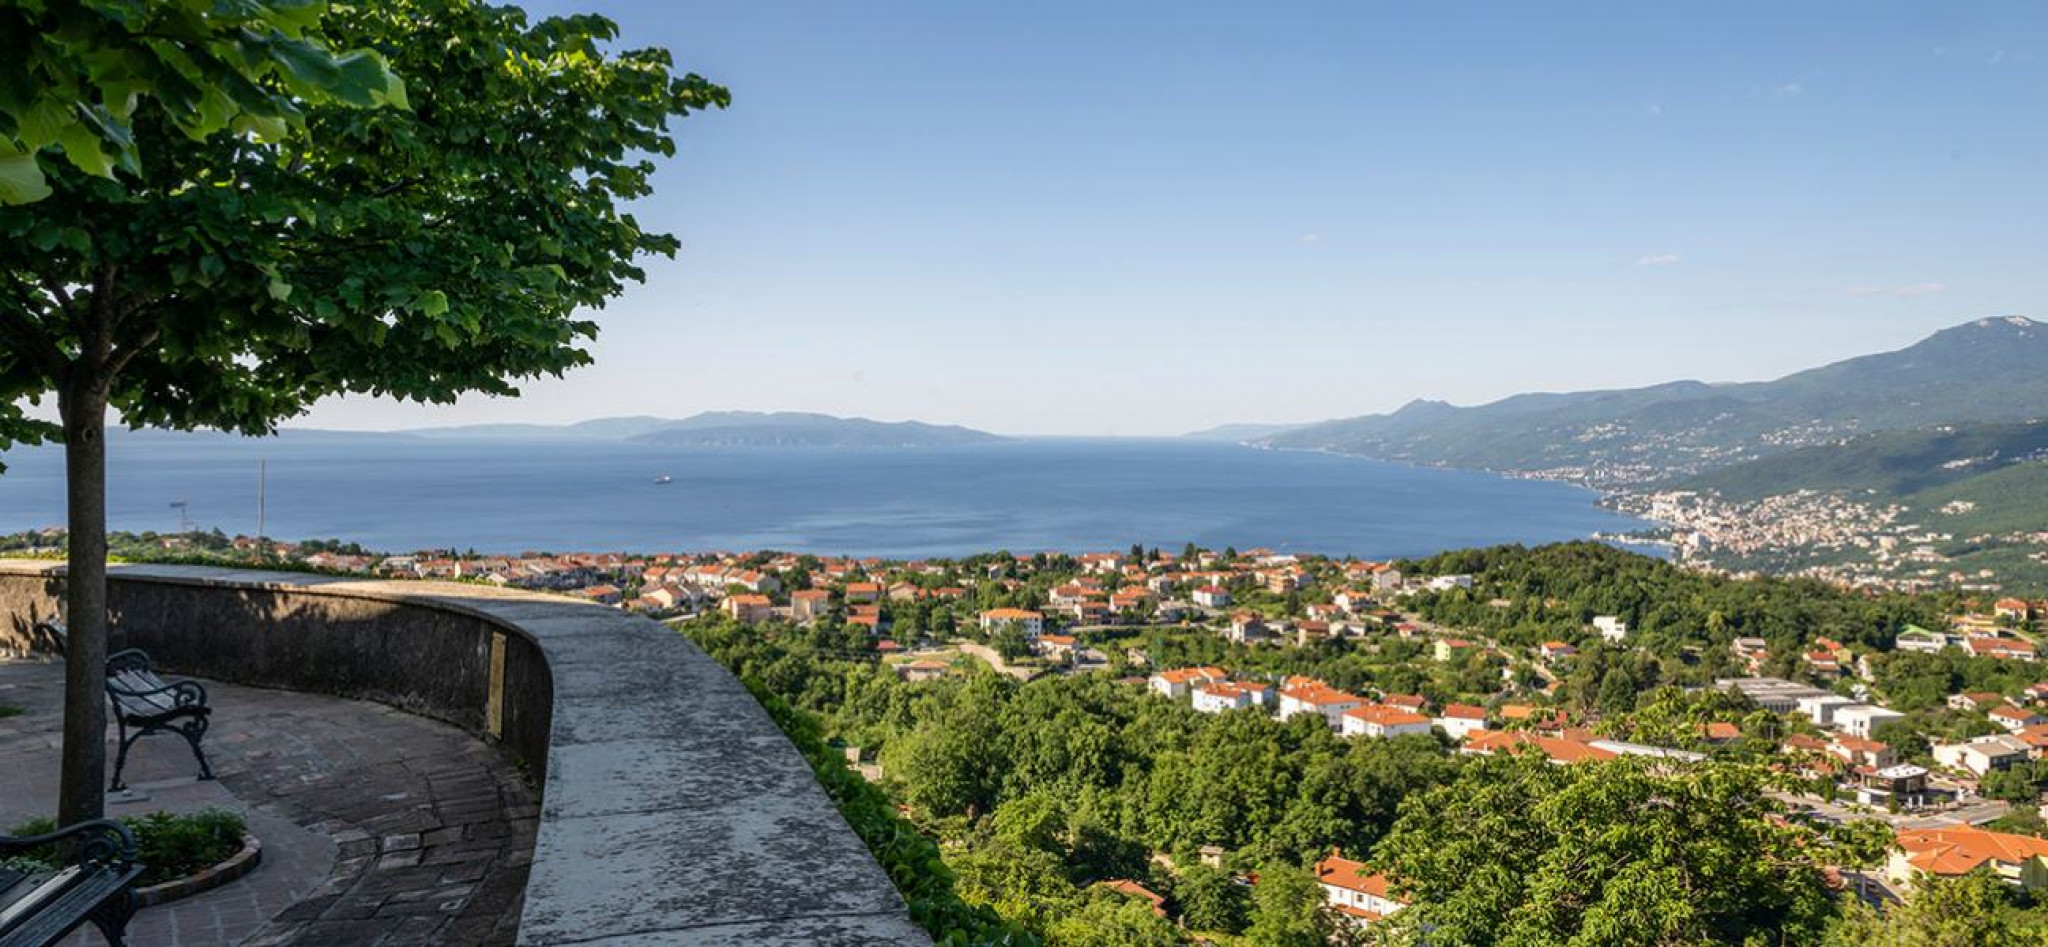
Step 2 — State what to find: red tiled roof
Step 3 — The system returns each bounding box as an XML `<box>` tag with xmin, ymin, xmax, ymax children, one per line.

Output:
<box><xmin>1897</xmin><ymin>826</ymin><xmax>2048</xmax><ymax>877</ymax></box>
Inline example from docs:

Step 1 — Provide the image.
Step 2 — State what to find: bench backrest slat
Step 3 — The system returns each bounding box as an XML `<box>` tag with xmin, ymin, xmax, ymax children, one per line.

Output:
<box><xmin>0</xmin><ymin>867</ymin><xmax>131</xmax><ymax>947</ymax></box>
<box><xmin>0</xmin><ymin>866</ymin><xmax>80</xmax><ymax>934</ymax></box>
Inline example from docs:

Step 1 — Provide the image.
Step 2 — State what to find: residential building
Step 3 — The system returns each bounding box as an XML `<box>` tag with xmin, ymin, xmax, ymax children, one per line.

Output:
<box><xmin>789</xmin><ymin>588</ymin><xmax>832</xmax><ymax>622</ymax></box>
<box><xmin>723</xmin><ymin>594</ymin><xmax>772</xmax><ymax>624</ymax></box>
<box><xmin>1859</xmin><ymin>764</ymin><xmax>1930</xmax><ymax>808</ymax></box>
<box><xmin>1436</xmin><ymin>704</ymin><xmax>1489</xmax><ymax>741</ymax></box>
<box><xmin>1036</xmin><ymin>633</ymin><xmax>1078</xmax><ymax>661</ymax></box>
<box><xmin>1933</xmin><ymin>734</ymin><xmax>2031</xmax><ymax>776</ymax></box>
<box><xmin>1192</xmin><ymin>681</ymin><xmax>1272</xmax><ymax>714</ymax></box>
<box><xmin>1829</xmin><ymin>735</ymin><xmax>1897</xmax><ymax>769</ymax></box>
<box><xmin>1341</xmin><ymin>705</ymin><xmax>1434</xmax><ymax>739</ymax></box>
<box><xmin>978</xmin><ymin>608</ymin><xmax>1043</xmax><ymax>637</ymax></box>
<box><xmin>1314</xmin><ymin>851</ymin><xmax>1408</xmax><ymax>926</ymax></box>
<box><xmin>1192</xmin><ymin>586</ymin><xmax>1231</xmax><ymax>609</ymax></box>
<box><xmin>1718</xmin><ymin>677</ymin><xmax>1831</xmax><ymax>715</ymax></box>
<box><xmin>1795</xmin><ymin>694</ymin><xmax>1859</xmax><ymax>728</ymax></box>
<box><xmin>1149</xmin><ymin>666</ymin><xmax>1228</xmax><ymax>699</ymax></box>
<box><xmin>1896</xmin><ymin>626</ymin><xmax>1959</xmax><ymax>654</ymax></box>
<box><xmin>1096</xmin><ymin>880</ymin><xmax>1168</xmax><ymax>919</ymax></box>
<box><xmin>1592</xmin><ymin>615</ymin><xmax>1628</xmax><ymax>642</ymax></box>
<box><xmin>1890</xmin><ymin>827</ymin><xmax>2048</xmax><ymax>891</ymax></box>
<box><xmin>1972</xmin><ymin>637</ymin><xmax>2039</xmax><ymax>662</ymax></box>
<box><xmin>1993</xmin><ymin>706</ymin><xmax>2046</xmax><ymax>732</ymax></box>
<box><xmin>1950</xmin><ymin>692</ymin><xmax>2007</xmax><ymax>713</ymax></box>
<box><xmin>1538</xmin><ymin>641</ymin><xmax>1578</xmax><ymax>662</ymax></box>
<box><xmin>1279</xmin><ymin>679</ymin><xmax>1364</xmax><ymax>730</ymax></box>
<box><xmin>1462</xmin><ymin>731</ymin><xmax>1617</xmax><ymax>764</ymax></box>
<box><xmin>1433</xmin><ymin>638</ymin><xmax>1476</xmax><ymax>662</ymax></box>
<box><xmin>1835</xmin><ymin>704</ymin><xmax>1907</xmax><ymax>739</ymax></box>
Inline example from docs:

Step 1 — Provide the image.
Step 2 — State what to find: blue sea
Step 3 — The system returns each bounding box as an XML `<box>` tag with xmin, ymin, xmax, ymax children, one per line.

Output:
<box><xmin>0</xmin><ymin>432</ymin><xmax>1653</xmax><ymax>559</ymax></box>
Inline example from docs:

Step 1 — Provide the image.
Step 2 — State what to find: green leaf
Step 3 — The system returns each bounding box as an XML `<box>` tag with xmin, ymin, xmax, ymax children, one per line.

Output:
<box><xmin>16</xmin><ymin>97</ymin><xmax>73</xmax><ymax>151</ymax></box>
<box><xmin>55</xmin><ymin>122</ymin><xmax>114</xmax><ymax>178</ymax></box>
<box><xmin>0</xmin><ymin>142</ymin><xmax>51</xmax><ymax>204</ymax></box>
<box><xmin>417</xmin><ymin>289</ymin><xmax>449</xmax><ymax>318</ymax></box>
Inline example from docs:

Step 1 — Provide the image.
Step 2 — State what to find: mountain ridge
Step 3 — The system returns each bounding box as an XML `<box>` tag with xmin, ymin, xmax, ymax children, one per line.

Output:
<box><xmin>399</xmin><ymin>411</ymin><xmax>1007</xmax><ymax>447</ymax></box>
<box><xmin>1254</xmin><ymin>316</ymin><xmax>2048</xmax><ymax>487</ymax></box>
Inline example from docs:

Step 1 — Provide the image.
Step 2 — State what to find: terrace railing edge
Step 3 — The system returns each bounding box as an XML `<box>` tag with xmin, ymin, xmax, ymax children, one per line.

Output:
<box><xmin>0</xmin><ymin>559</ymin><xmax>930</xmax><ymax>946</ymax></box>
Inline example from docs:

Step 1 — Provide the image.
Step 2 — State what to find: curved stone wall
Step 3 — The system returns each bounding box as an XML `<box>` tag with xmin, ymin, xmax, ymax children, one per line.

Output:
<box><xmin>0</xmin><ymin>560</ymin><xmax>929</xmax><ymax>945</ymax></box>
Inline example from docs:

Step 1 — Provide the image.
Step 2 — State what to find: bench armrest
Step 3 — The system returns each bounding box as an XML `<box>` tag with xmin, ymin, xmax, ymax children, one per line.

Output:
<box><xmin>0</xmin><ymin>820</ymin><xmax>136</xmax><ymax>869</ymax></box>
<box><xmin>106</xmin><ymin>677</ymin><xmax>209</xmax><ymax>710</ymax></box>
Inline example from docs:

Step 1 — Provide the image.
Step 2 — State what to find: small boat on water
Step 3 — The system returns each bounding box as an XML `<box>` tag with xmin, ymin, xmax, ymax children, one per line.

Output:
<box><xmin>654</xmin><ymin>475</ymin><xmax>673</xmax><ymax>485</ymax></box>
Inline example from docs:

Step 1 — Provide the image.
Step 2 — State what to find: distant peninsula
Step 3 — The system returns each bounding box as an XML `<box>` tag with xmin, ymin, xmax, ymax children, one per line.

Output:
<box><xmin>404</xmin><ymin>411</ymin><xmax>1007</xmax><ymax>448</ymax></box>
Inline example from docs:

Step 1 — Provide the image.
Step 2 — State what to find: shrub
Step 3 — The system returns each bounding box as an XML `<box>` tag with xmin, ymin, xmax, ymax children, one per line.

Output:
<box><xmin>7</xmin><ymin>808</ymin><xmax>246</xmax><ymax>886</ymax></box>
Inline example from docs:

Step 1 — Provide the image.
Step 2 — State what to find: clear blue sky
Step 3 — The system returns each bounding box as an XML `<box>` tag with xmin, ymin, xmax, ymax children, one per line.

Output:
<box><xmin>298</xmin><ymin>0</ymin><xmax>2045</xmax><ymax>436</ymax></box>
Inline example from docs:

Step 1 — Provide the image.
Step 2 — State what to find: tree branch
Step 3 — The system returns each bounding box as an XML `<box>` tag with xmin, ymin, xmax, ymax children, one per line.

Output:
<box><xmin>0</xmin><ymin>304</ymin><xmax>70</xmax><ymax>377</ymax></box>
<box><xmin>106</xmin><ymin>324</ymin><xmax>161</xmax><ymax>378</ymax></box>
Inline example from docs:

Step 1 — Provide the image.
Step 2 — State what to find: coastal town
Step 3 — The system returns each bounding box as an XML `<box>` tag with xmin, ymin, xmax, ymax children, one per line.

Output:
<box><xmin>14</xmin><ymin>526</ymin><xmax>2048</xmax><ymax>935</ymax></box>
<box><xmin>1611</xmin><ymin>487</ymin><xmax>2048</xmax><ymax>595</ymax></box>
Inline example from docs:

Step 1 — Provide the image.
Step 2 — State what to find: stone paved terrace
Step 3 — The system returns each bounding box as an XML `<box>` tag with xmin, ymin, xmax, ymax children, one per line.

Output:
<box><xmin>0</xmin><ymin>659</ymin><xmax>532</xmax><ymax>945</ymax></box>
<box><xmin>0</xmin><ymin>561</ymin><xmax>928</xmax><ymax>946</ymax></box>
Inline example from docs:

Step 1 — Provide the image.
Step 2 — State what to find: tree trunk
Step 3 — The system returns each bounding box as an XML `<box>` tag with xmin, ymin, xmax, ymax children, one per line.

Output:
<box><xmin>57</xmin><ymin>375</ymin><xmax>109</xmax><ymax>827</ymax></box>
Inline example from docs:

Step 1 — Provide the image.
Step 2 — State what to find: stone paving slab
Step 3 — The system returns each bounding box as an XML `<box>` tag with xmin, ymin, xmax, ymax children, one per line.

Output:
<box><xmin>1</xmin><ymin>659</ymin><xmax>535</xmax><ymax>946</ymax></box>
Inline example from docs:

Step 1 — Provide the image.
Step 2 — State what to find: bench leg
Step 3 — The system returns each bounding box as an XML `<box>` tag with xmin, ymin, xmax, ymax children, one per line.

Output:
<box><xmin>88</xmin><ymin>888</ymin><xmax>136</xmax><ymax>947</ymax></box>
<box><xmin>181</xmin><ymin>717</ymin><xmax>215</xmax><ymax>781</ymax></box>
<box><xmin>110</xmin><ymin>721</ymin><xmax>140</xmax><ymax>793</ymax></box>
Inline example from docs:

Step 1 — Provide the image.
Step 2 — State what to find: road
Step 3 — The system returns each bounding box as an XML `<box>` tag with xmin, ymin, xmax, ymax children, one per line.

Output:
<box><xmin>952</xmin><ymin>641</ymin><xmax>1043</xmax><ymax>681</ymax></box>
<box><xmin>1774</xmin><ymin>791</ymin><xmax>2010</xmax><ymax>829</ymax></box>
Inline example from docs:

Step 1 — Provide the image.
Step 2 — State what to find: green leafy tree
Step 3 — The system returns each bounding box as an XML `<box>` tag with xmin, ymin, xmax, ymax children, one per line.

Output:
<box><xmin>1046</xmin><ymin>892</ymin><xmax>1181</xmax><ymax>947</ymax></box>
<box><xmin>1244</xmin><ymin>862</ymin><xmax>1335</xmax><ymax>947</ymax></box>
<box><xmin>1824</xmin><ymin>870</ymin><xmax>2040</xmax><ymax>947</ymax></box>
<box><xmin>1175</xmin><ymin>862</ymin><xmax>1251</xmax><ymax>935</ymax></box>
<box><xmin>949</xmin><ymin>840</ymin><xmax>1081</xmax><ymax>930</ymax></box>
<box><xmin>1373</xmin><ymin>754</ymin><xmax>1837</xmax><ymax>946</ymax></box>
<box><xmin>888</xmin><ymin>721</ymin><xmax>1003</xmax><ymax>819</ymax></box>
<box><xmin>0</xmin><ymin>0</ymin><xmax>408</xmax><ymax>204</ymax></box>
<box><xmin>1</xmin><ymin>0</ymin><xmax>726</xmax><ymax>828</ymax></box>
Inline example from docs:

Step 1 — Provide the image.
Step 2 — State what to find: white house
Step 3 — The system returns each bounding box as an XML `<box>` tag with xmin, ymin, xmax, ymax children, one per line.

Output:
<box><xmin>1592</xmin><ymin>616</ymin><xmax>1628</xmax><ymax>643</ymax></box>
<box><xmin>1148</xmin><ymin>666</ymin><xmax>1228</xmax><ymax>699</ymax></box>
<box><xmin>1795</xmin><ymin>694</ymin><xmax>1860</xmax><ymax>728</ymax></box>
<box><xmin>1314</xmin><ymin>852</ymin><xmax>1408</xmax><ymax>926</ymax></box>
<box><xmin>1436</xmin><ymin>704</ymin><xmax>1489</xmax><ymax>741</ymax></box>
<box><xmin>1341</xmin><ymin>705</ymin><xmax>1435</xmax><ymax>739</ymax></box>
<box><xmin>1896</xmin><ymin>626</ymin><xmax>1959</xmax><ymax>654</ymax></box>
<box><xmin>1192</xmin><ymin>681</ymin><xmax>1271</xmax><ymax>714</ymax></box>
<box><xmin>1279</xmin><ymin>679</ymin><xmax>1363</xmax><ymax>730</ymax></box>
<box><xmin>1192</xmin><ymin>586</ymin><xmax>1231</xmax><ymax>609</ymax></box>
<box><xmin>978</xmin><ymin>608</ymin><xmax>1043</xmax><ymax>637</ymax></box>
<box><xmin>1992</xmin><ymin>705</ymin><xmax>2045</xmax><ymax>732</ymax></box>
<box><xmin>1426</xmin><ymin>574</ymin><xmax>1474</xmax><ymax>592</ymax></box>
<box><xmin>1835</xmin><ymin>704</ymin><xmax>1906</xmax><ymax>739</ymax></box>
<box><xmin>1933</xmin><ymin>734</ymin><xmax>2032</xmax><ymax>776</ymax></box>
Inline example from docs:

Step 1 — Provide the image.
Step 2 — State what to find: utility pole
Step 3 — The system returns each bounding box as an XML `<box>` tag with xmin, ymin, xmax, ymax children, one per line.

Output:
<box><xmin>170</xmin><ymin>499</ymin><xmax>190</xmax><ymax>533</ymax></box>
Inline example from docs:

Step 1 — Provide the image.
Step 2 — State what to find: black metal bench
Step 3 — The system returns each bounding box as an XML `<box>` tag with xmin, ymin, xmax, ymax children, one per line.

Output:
<box><xmin>0</xmin><ymin>819</ymin><xmax>140</xmax><ymax>947</ymax></box>
<box><xmin>104</xmin><ymin>649</ymin><xmax>214</xmax><ymax>792</ymax></box>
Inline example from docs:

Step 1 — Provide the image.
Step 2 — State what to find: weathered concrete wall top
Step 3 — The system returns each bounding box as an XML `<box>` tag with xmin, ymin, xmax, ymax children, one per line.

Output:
<box><xmin>0</xmin><ymin>560</ymin><xmax>929</xmax><ymax>946</ymax></box>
